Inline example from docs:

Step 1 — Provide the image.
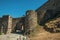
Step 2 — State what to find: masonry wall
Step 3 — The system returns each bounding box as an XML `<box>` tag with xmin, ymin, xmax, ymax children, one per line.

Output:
<box><xmin>7</xmin><ymin>16</ymin><xmax>12</xmax><ymax>34</ymax></box>
<box><xmin>0</xmin><ymin>18</ymin><xmax>2</xmax><ymax>33</ymax></box>
<box><xmin>0</xmin><ymin>15</ymin><xmax>12</xmax><ymax>34</ymax></box>
<box><xmin>25</xmin><ymin>10</ymin><xmax>37</xmax><ymax>34</ymax></box>
<box><xmin>1</xmin><ymin>16</ymin><xmax>8</xmax><ymax>34</ymax></box>
<box><xmin>12</xmin><ymin>17</ymin><xmax>25</xmax><ymax>33</ymax></box>
<box><xmin>12</xmin><ymin>18</ymin><xmax>21</xmax><ymax>32</ymax></box>
<box><xmin>0</xmin><ymin>15</ymin><xmax>26</xmax><ymax>34</ymax></box>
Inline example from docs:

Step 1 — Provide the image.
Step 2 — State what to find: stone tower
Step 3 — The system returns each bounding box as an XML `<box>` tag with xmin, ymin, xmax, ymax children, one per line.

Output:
<box><xmin>25</xmin><ymin>10</ymin><xmax>37</xmax><ymax>33</ymax></box>
<box><xmin>7</xmin><ymin>15</ymin><xmax>12</xmax><ymax>34</ymax></box>
<box><xmin>2</xmin><ymin>15</ymin><xmax>12</xmax><ymax>34</ymax></box>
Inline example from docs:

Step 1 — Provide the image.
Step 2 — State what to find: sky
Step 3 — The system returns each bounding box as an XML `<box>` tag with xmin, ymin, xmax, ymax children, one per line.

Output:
<box><xmin>0</xmin><ymin>0</ymin><xmax>48</xmax><ymax>18</ymax></box>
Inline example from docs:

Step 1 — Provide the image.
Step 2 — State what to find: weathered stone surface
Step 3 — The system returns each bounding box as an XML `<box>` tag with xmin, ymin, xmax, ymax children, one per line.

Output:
<box><xmin>0</xmin><ymin>0</ymin><xmax>60</xmax><ymax>36</ymax></box>
<box><xmin>25</xmin><ymin>10</ymin><xmax>37</xmax><ymax>34</ymax></box>
<box><xmin>0</xmin><ymin>15</ymin><xmax>12</xmax><ymax>34</ymax></box>
<box><xmin>45</xmin><ymin>17</ymin><xmax>60</xmax><ymax>32</ymax></box>
<box><xmin>36</xmin><ymin>0</ymin><xmax>60</xmax><ymax>25</ymax></box>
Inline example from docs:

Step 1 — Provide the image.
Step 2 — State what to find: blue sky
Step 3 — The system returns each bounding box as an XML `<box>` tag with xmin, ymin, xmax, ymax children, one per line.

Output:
<box><xmin>0</xmin><ymin>0</ymin><xmax>48</xmax><ymax>18</ymax></box>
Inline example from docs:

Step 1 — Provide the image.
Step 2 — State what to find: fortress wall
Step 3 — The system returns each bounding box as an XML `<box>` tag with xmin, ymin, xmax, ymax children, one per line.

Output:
<box><xmin>25</xmin><ymin>10</ymin><xmax>37</xmax><ymax>32</ymax></box>
<box><xmin>7</xmin><ymin>16</ymin><xmax>12</xmax><ymax>34</ymax></box>
<box><xmin>0</xmin><ymin>15</ymin><xmax>26</xmax><ymax>34</ymax></box>
<box><xmin>0</xmin><ymin>18</ymin><xmax>2</xmax><ymax>33</ymax></box>
<box><xmin>12</xmin><ymin>18</ymin><xmax>21</xmax><ymax>32</ymax></box>
<box><xmin>2</xmin><ymin>15</ymin><xmax>9</xmax><ymax>34</ymax></box>
<box><xmin>0</xmin><ymin>15</ymin><xmax>12</xmax><ymax>34</ymax></box>
<box><xmin>12</xmin><ymin>17</ymin><xmax>26</xmax><ymax>33</ymax></box>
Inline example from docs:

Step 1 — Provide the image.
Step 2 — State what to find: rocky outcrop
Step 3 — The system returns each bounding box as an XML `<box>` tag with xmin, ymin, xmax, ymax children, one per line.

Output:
<box><xmin>45</xmin><ymin>17</ymin><xmax>60</xmax><ymax>32</ymax></box>
<box><xmin>40</xmin><ymin>9</ymin><xmax>60</xmax><ymax>25</ymax></box>
<box><xmin>36</xmin><ymin>0</ymin><xmax>60</xmax><ymax>25</ymax></box>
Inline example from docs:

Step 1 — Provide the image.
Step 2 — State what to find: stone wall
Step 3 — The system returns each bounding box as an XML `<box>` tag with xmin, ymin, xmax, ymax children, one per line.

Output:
<box><xmin>1</xmin><ymin>15</ymin><xmax>12</xmax><ymax>34</ymax></box>
<box><xmin>12</xmin><ymin>18</ymin><xmax>21</xmax><ymax>32</ymax></box>
<box><xmin>12</xmin><ymin>17</ymin><xmax>25</xmax><ymax>34</ymax></box>
<box><xmin>25</xmin><ymin>10</ymin><xmax>37</xmax><ymax>34</ymax></box>
<box><xmin>7</xmin><ymin>16</ymin><xmax>12</xmax><ymax>34</ymax></box>
<box><xmin>0</xmin><ymin>0</ymin><xmax>60</xmax><ymax>35</ymax></box>
<box><xmin>0</xmin><ymin>15</ymin><xmax>26</xmax><ymax>34</ymax></box>
<box><xmin>0</xmin><ymin>18</ymin><xmax>2</xmax><ymax>34</ymax></box>
<box><xmin>0</xmin><ymin>15</ymin><xmax>12</xmax><ymax>34</ymax></box>
<box><xmin>2</xmin><ymin>15</ymin><xmax>9</xmax><ymax>34</ymax></box>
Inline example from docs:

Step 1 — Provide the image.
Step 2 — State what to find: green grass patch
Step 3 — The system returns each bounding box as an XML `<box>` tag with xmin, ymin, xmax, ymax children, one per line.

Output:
<box><xmin>0</xmin><ymin>32</ymin><xmax>2</xmax><ymax>35</ymax></box>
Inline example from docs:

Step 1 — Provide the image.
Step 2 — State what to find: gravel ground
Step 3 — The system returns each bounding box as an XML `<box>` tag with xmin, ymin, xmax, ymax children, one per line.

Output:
<box><xmin>0</xmin><ymin>33</ymin><xmax>27</xmax><ymax>40</ymax></box>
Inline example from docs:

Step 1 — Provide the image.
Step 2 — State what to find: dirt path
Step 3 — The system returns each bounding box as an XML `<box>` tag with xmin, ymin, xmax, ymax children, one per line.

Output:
<box><xmin>30</xmin><ymin>32</ymin><xmax>60</xmax><ymax>40</ymax></box>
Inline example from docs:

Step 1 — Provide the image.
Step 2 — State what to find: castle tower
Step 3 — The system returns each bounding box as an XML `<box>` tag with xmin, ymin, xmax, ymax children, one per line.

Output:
<box><xmin>25</xmin><ymin>10</ymin><xmax>37</xmax><ymax>33</ymax></box>
<box><xmin>2</xmin><ymin>15</ymin><xmax>12</xmax><ymax>34</ymax></box>
<box><xmin>7</xmin><ymin>15</ymin><xmax>12</xmax><ymax>34</ymax></box>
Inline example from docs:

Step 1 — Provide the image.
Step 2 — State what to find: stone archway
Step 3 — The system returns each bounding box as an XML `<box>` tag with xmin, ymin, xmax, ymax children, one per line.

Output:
<box><xmin>13</xmin><ymin>23</ymin><xmax>24</xmax><ymax>34</ymax></box>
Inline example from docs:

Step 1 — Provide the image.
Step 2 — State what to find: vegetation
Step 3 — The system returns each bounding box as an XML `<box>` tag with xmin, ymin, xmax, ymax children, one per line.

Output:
<box><xmin>0</xmin><ymin>32</ymin><xmax>2</xmax><ymax>35</ymax></box>
<box><xmin>29</xmin><ymin>24</ymin><xmax>43</xmax><ymax>37</ymax></box>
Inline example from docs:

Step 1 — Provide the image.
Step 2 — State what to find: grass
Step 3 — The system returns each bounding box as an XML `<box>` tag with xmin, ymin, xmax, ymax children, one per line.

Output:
<box><xmin>0</xmin><ymin>32</ymin><xmax>2</xmax><ymax>35</ymax></box>
<box><xmin>30</xmin><ymin>24</ymin><xmax>43</xmax><ymax>37</ymax></box>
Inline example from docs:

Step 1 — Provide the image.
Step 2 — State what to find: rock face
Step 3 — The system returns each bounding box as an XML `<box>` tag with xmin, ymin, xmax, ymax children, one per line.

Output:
<box><xmin>45</xmin><ymin>17</ymin><xmax>60</xmax><ymax>32</ymax></box>
<box><xmin>36</xmin><ymin>0</ymin><xmax>60</xmax><ymax>25</ymax></box>
<box><xmin>35</xmin><ymin>0</ymin><xmax>60</xmax><ymax>33</ymax></box>
<box><xmin>40</xmin><ymin>9</ymin><xmax>60</xmax><ymax>25</ymax></box>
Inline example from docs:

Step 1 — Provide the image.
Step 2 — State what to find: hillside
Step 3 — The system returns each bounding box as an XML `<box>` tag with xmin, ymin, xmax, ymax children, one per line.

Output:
<box><xmin>29</xmin><ymin>17</ymin><xmax>60</xmax><ymax>40</ymax></box>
